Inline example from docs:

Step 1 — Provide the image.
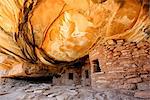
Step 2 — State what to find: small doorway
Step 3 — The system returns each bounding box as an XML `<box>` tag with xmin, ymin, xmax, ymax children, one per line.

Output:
<box><xmin>85</xmin><ymin>70</ymin><xmax>89</xmax><ymax>79</ymax></box>
<box><xmin>68</xmin><ymin>73</ymin><xmax>73</xmax><ymax>80</ymax></box>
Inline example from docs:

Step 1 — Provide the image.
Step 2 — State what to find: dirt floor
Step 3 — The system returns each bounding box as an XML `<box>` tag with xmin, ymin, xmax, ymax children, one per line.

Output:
<box><xmin>0</xmin><ymin>77</ymin><xmax>147</xmax><ymax>100</ymax></box>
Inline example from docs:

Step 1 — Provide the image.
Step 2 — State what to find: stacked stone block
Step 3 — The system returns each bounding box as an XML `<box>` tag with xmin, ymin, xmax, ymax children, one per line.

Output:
<box><xmin>90</xmin><ymin>40</ymin><xmax>150</xmax><ymax>91</ymax></box>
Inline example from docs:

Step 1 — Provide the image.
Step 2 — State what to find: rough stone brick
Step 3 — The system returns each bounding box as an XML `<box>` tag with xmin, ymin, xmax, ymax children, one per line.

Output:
<box><xmin>126</xmin><ymin>77</ymin><xmax>142</xmax><ymax>84</ymax></box>
<box><xmin>137</xmin><ymin>82</ymin><xmax>150</xmax><ymax>90</ymax></box>
<box><xmin>134</xmin><ymin>90</ymin><xmax>150</xmax><ymax>99</ymax></box>
<box><xmin>113</xmin><ymin>52</ymin><xmax>121</xmax><ymax>57</ymax></box>
<box><xmin>125</xmin><ymin>74</ymin><xmax>138</xmax><ymax>79</ymax></box>
<box><xmin>121</xmin><ymin>83</ymin><xmax>137</xmax><ymax>90</ymax></box>
<box><xmin>106</xmin><ymin>40</ymin><xmax>116</xmax><ymax>45</ymax></box>
<box><xmin>113</xmin><ymin>46</ymin><xmax>126</xmax><ymax>52</ymax></box>
<box><xmin>143</xmin><ymin>64</ymin><xmax>150</xmax><ymax>71</ymax></box>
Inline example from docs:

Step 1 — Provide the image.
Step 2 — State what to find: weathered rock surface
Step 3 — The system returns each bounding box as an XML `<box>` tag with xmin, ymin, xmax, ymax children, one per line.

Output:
<box><xmin>134</xmin><ymin>90</ymin><xmax>150</xmax><ymax>99</ymax></box>
<box><xmin>0</xmin><ymin>78</ymin><xmax>148</xmax><ymax>100</ymax></box>
<box><xmin>0</xmin><ymin>0</ymin><xmax>150</xmax><ymax>68</ymax></box>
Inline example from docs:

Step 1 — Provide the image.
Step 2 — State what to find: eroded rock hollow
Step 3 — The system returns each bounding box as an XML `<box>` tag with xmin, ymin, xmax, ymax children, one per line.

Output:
<box><xmin>0</xmin><ymin>0</ymin><xmax>150</xmax><ymax>77</ymax></box>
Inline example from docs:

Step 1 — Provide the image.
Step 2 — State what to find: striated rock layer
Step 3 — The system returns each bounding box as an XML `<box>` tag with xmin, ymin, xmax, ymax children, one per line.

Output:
<box><xmin>0</xmin><ymin>0</ymin><xmax>150</xmax><ymax>77</ymax></box>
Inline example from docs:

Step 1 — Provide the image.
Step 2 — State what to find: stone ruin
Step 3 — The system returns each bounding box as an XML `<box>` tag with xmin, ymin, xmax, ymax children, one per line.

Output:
<box><xmin>46</xmin><ymin>39</ymin><xmax>150</xmax><ymax>98</ymax></box>
<box><xmin>52</xmin><ymin>59</ymin><xmax>91</xmax><ymax>86</ymax></box>
<box><xmin>1</xmin><ymin>39</ymin><xmax>150</xmax><ymax>99</ymax></box>
<box><xmin>0</xmin><ymin>0</ymin><xmax>150</xmax><ymax>99</ymax></box>
<box><xmin>90</xmin><ymin>40</ymin><xmax>150</xmax><ymax>92</ymax></box>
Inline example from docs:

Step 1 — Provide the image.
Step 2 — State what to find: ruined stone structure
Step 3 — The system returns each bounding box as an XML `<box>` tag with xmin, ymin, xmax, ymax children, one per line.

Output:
<box><xmin>52</xmin><ymin>39</ymin><xmax>150</xmax><ymax>90</ymax></box>
<box><xmin>89</xmin><ymin>39</ymin><xmax>150</xmax><ymax>98</ymax></box>
<box><xmin>0</xmin><ymin>0</ymin><xmax>150</xmax><ymax>98</ymax></box>
<box><xmin>52</xmin><ymin>59</ymin><xmax>91</xmax><ymax>86</ymax></box>
<box><xmin>81</xmin><ymin>59</ymin><xmax>91</xmax><ymax>86</ymax></box>
<box><xmin>53</xmin><ymin>67</ymin><xmax>82</xmax><ymax>85</ymax></box>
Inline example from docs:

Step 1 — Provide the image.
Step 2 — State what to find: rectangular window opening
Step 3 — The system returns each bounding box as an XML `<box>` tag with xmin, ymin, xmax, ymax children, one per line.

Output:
<box><xmin>68</xmin><ymin>73</ymin><xmax>73</xmax><ymax>80</ymax></box>
<box><xmin>92</xmin><ymin>59</ymin><xmax>101</xmax><ymax>73</ymax></box>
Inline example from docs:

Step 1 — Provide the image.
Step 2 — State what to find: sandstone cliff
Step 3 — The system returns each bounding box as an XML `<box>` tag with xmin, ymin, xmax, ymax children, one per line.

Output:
<box><xmin>0</xmin><ymin>0</ymin><xmax>149</xmax><ymax>77</ymax></box>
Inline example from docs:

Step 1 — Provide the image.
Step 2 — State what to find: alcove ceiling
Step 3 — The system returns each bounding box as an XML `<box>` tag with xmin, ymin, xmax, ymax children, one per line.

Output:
<box><xmin>0</xmin><ymin>0</ymin><xmax>149</xmax><ymax>66</ymax></box>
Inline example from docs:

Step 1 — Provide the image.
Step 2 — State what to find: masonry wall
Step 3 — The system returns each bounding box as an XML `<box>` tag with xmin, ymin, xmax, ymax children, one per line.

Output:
<box><xmin>53</xmin><ymin>67</ymin><xmax>81</xmax><ymax>85</ymax></box>
<box><xmin>81</xmin><ymin>59</ymin><xmax>91</xmax><ymax>86</ymax></box>
<box><xmin>90</xmin><ymin>40</ymin><xmax>150</xmax><ymax>90</ymax></box>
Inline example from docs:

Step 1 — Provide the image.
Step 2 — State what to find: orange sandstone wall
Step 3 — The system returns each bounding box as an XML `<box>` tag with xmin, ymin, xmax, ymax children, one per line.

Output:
<box><xmin>90</xmin><ymin>40</ymin><xmax>150</xmax><ymax>90</ymax></box>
